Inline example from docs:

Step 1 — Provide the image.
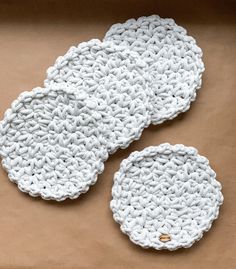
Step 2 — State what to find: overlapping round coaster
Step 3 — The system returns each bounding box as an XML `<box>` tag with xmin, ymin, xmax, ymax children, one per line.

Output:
<box><xmin>45</xmin><ymin>39</ymin><xmax>153</xmax><ymax>153</ymax></box>
<box><xmin>0</xmin><ymin>16</ymin><xmax>209</xmax><ymax>205</ymax></box>
<box><xmin>104</xmin><ymin>15</ymin><xmax>205</xmax><ymax>124</ymax></box>
<box><xmin>111</xmin><ymin>143</ymin><xmax>223</xmax><ymax>250</ymax></box>
<box><xmin>0</xmin><ymin>85</ymin><xmax>110</xmax><ymax>201</ymax></box>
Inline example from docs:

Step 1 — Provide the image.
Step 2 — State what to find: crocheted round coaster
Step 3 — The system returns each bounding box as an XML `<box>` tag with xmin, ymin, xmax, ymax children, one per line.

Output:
<box><xmin>0</xmin><ymin>85</ymin><xmax>109</xmax><ymax>201</ymax></box>
<box><xmin>45</xmin><ymin>39</ymin><xmax>152</xmax><ymax>153</ymax></box>
<box><xmin>104</xmin><ymin>15</ymin><xmax>205</xmax><ymax>124</ymax></box>
<box><xmin>111</xmin><ymin>143</ymin><xmax>223</xmax><ymax>250</ymax></box>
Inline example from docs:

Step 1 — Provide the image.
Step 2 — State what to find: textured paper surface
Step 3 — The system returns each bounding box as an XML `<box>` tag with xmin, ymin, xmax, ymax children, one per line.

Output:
<box><xmin>0</xmin><ymin>1</ymin><xmax>235</xmax><ymax>268</ymax></box>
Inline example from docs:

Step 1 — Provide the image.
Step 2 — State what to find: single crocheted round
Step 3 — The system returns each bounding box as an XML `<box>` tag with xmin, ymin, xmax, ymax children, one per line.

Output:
<box><xmin>104</xmin><ymin>15</ymin><xmax>205</xmax><ymax>124</ymax></box>
<box><xmin>0</xmin><ymin>85</ymin><xmax>110</xmax><ymax>201</ymax></box>
<box><xmin>111</xmin><ymin>143</ymin><xmax>223</xmax><ymax>250</ymax></box>
<box><xmin>45</xmin><ymin>39</ymin><xmax>153</xmax><ymax>153</ymax></box>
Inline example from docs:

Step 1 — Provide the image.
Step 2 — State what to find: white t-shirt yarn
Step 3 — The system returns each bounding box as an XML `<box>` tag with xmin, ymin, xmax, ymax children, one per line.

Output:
<box><xmin>0</xmin><ymin>85</ymin><xmax>109</xmax><ymax>201</ymax></box>
<box><xmin>111</xmin><ymin>143</ymin><xmax>223</xmax><ymax>250</ymax></box>
<box><xmin>104</xmin><ymin>15</ymin><xmax>205</xmax><ymax>124</ymax></box>
<box><xmin>45</xmin><ymin>39</ymin><xmax>153</xmax><ymax>153</ymax></box>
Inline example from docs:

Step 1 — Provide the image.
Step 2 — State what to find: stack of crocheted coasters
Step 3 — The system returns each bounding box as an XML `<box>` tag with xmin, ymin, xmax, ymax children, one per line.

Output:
<box><xmin>0</xmin><ymin>15</ymin><xmax>205</xmax><ymax>201</ymax></box>
<box><xmin>0</xmin><ymin>14</ymin><xmax>224</xmax><ymax>252</ymax></box>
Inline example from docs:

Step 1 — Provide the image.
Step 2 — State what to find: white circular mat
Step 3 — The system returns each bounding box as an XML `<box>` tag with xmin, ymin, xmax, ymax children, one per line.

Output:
<box><xmin>45</xmin><ymin>39</ymin><xmax>152</xmax><ymax>153</ymax></box>
<box><xmin>111</xmin><ymin>143</ymin><xmax>223</xmax><ymax>250</ymax></box>
<box><xmin>104</xmin><ymin>15</ymin><xmax>205</xmax><ymax>124</ymax></box>
<box><xmin>0</xmin><ymin>85</ymin><xmax>109</xmax><ymax>201</ymax></box>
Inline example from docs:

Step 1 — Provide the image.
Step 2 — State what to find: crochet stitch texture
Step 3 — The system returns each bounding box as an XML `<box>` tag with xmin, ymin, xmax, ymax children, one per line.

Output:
<box><xmin>0</xmin><ymin>16</ymin><xmax>207</xmax><ymax>202</ymax></box>
<box><xmin>111</xmin><ymin>143</ymin><xmax>223</xmax><ymax>250</ymax></box>
<box><xmin>0</xmin><ymin>85</ymin><xmax>110</xmax><ymax>201</ymax></box>
<box><xmin>104</xmin><ymin>15</ymin><xmax>205</xmax><ymax>124</ymax></box>
<box><xmin>45</xmin><ymin>39</ymin><xmax>153</xmax><ymax>153</ymax></box>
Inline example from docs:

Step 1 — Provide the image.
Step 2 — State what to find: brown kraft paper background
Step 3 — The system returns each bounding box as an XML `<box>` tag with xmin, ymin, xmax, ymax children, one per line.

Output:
<box><xmin>0</xmin><ymin>1</ymin><xmax>235</xmax><ymax>268</ymax></box>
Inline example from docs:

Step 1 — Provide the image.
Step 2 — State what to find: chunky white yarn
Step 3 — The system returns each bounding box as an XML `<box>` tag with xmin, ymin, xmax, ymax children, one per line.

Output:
<box><xmin>0</xmin><ymin>19</ymin><xmax>207</xmax><ymax>201</ymax></box>
<box><xmin>104</xmin><ymin>15</ymin><xmax>205</xmax><ymax>124</ymax></box>
<box><xmin>111</xmin><ymin>143</ymin><xmax>223</xmax><ymax>250</ymax></box>
<box><xmin>0</xmin><ymin>84</ymin><xmax>110</xmax><ymax>201</ymax></box>
<box><xmin>45</xmin><ymin>39</ymin><xmax>153</xmax><ymax>153</ymax></box>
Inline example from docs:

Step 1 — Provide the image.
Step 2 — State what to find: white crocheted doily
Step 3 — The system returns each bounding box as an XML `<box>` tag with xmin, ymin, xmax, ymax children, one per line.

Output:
<box><xmin>45</xmin><ymin>39</ymin><xmax>153</xmax><ymax>153</ymax></box>
<box><xmin>111</xmin><ymin>143</ymin><xmax>223</xmax><ymax>250</ymax></box>
<box><xmin>104</xmin><ymin>15</ymin><xmax>205</xmax><ymax>124</ymax></box>
<box><xmin>0</xmin><ymin>85</ymin><xmax>110</xmax><ymax>201</ymax></box>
